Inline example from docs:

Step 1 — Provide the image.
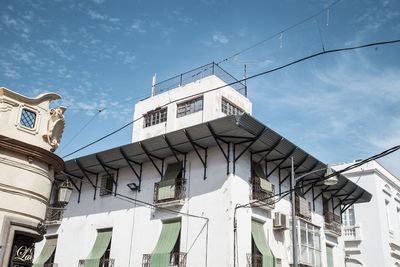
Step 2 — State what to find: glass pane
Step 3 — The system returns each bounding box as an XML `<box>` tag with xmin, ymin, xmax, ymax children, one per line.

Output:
<box><xmin>196</xmin><ymin>98</ymin><xmax>203</xmax><ymax>111</ymax></box>
<box><xmin>316</xmin><ymin>251</ymin><xmax>321</xmax><ymax>266</ymax></box>
<box><xmin>190</xmin><ymin>102</ymin><xmax>195</xmax><ymax>114</ymax></box>
<box><xmin>309</xmin><ymin>249</ymin><xmax>315</xmax><ymax>265</ymax></box>
<box><xmin>301</xmin><ymin>246</ymin><xmax>308</xmax><ymax>263</ymax></box>
<box><xmin>308</xmin><ymin>232</ymin><xmax>314</xmax><ymax>247</ymax></box>
<box><xmin>307</xmin><ymin>223</ymin><xmax>313</xmax><ymax>230</ymax></box>
<box><xmin>314</xmin><ymin>234</ymin><xmax>321</xmax><ymax>250</ymax></box>
<box><xmin>301</xmin><ymin>230</ymin><xmax>307</xmax><ymax>245</ymax></box>
<box><xmin>300</xmin><ymin>221</ymin><xmax>306</xmax><ymax>228</ymax></box>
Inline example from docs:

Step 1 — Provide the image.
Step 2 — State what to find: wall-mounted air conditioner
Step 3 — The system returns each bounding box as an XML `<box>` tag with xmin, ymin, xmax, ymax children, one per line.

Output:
<box><xmin>273</xmin><ymin>212</ymin><xmax>288</xmax><ymax>230</ymax></box>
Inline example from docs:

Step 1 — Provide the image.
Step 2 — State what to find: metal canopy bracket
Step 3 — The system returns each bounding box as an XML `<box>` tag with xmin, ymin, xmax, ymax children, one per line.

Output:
<box><xmin>164</xmin><ymin>135</ymin><xmax>188</xmax><ymax>180</ymax></box>
<box><xmin>267</xmin><ymin>147</ymin><xmax>297</xmax><ymax>178</ymax></box>
<box><xmin>207</xmin><ymin>123</ymin><xmax>230</xmax><ymax>175</ymax></box>
<box><xmin>140</xmin><ymin>142</ymin><xmax>164</xmax><ymax>178</ymax></box>
<box><xmin>63</xmin><ymin>170</ymin><xmax>83</xmax><ymax>203</ymax></box>
<box><xmin>341</xmin><ymin>192</ymin><xmax>365</xmax><ymax>214</ymax></box>
<box><xmin>233</xmin><ymin>127</ymin><xmax>266</xmax><ymax>175</ymax></box>
<box><xmin>75</xmin><ymin>159</ymin><xmax>98</xmax><ymax>200</ymax></box>
<box><xmin>120</xmin><ymin>147</ymin><xmax>143</xmax><ymax>192</ymax></box>
<box><xmin>184</xmin><ymin>129</ymin><xmax>207</xmax><ymax>180</ymax></box>
<box><xmin>95</xmin><ymin>154</ymin><xmax>119</xmax><ymax>196</ymax></box>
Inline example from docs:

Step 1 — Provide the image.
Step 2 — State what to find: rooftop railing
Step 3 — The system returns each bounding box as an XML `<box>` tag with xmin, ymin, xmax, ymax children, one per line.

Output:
<box><xmin>153</xmin><ymin>62</ymin><xmax>247</xmax><ymax>96</ymax></box>
<box><xmin>45</xmin><ymin>205</ymin><xmax>65</xmax><ymax>224</ymax></box>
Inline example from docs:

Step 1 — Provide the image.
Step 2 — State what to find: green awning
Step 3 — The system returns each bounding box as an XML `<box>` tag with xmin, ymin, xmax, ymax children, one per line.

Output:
<box><xmin>326</xmin><ymin>246</ymin><xmax>334</xmax><ymax>267</ymax></box>
<box><xmin>150</xmin><ymin>220</ymin><xmax>181</xmax><ymax>267</ymax></box>
<box><xmin>85</xmin><ymin>229</ymin><xmax>112</xmax><ymax>267</ymax></box>
<box><xmin>158</xmin><ymin>178</ymin><xmax>176</xmax><ymax>200</ymax></box>
<box><xmin>158</xmin><ymin>163</ymin><xmax>181</xmax><ymax>200</ymax></box>
<box><xmin>252</xmin><ymin>220</ymin><xmax>275</xmax><ymax>267</ymax></box>
<box><xmin>32</xmin><ymin>237</ymin><xmax>57</xmax><ymax>267</ymax></box>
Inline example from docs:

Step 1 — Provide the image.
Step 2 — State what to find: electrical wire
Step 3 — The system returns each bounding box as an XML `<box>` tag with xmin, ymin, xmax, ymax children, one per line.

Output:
<box><xmin>62</xmin><ymin>39</ymin><xmax>400</xmax><ymax>159</ymax></box>
<box><xmin>216</xmin><ymin>0</ymin><xmax>343</xmax><ymax>64</ymax></box>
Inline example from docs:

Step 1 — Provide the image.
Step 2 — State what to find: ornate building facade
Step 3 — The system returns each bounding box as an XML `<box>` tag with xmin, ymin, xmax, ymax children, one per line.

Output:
<box><xmin>0</xmin><ymin>87</ymin><xmax>65</xmax><ymax>267</ymax></box>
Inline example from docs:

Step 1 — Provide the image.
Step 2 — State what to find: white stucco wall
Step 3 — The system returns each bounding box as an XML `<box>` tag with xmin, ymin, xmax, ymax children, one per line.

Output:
<box><xmin>334</xmin><ymin>160</ymin><xmax>400</xmax><ymax>267</ymax></box>
<box><xmin>132</xmin><ymin>75</ymin><xmax>252</xmax><ymax>142</ymax></box>
<box><xmin>35</xmin><ymin>144</ymin><xmax>346</xmax><ymax>267</ymax></box>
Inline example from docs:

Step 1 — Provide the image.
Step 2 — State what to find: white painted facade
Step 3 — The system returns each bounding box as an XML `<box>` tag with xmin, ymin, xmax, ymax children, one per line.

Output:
<box><xmin>334</xmin><ymin>160</ymin><xmax>400</xmax><ymax>267</ymax></box>
<box><xmin>34</xmin><ymin>71</ymin><xmax>361</xmax><ymax>267</ymax></box>
<box><xmin>0</xmin><ymin>87</ymin><xmax>65</xmax><ymax>267</ymax></box>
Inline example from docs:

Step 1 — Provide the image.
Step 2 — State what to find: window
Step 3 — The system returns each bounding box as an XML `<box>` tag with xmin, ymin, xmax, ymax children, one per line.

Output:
<box><xmin>296</xmin><ymin>220</ymin><xmax>321</xmax><ymax>266</ymax></box>
<box><xmin>100</xmin><ymin>174</ymin><xmax>114</xmax><ymax>196</ymax></box>
<box><xmin>20</xmin><ymin>108</ymin><xmax>36</xmax><ymax>128</ymax></box>
<box><xmin>343</xmin><ymin>205</ymin><xmax>355</xmax><ymax>226</ymax></box>
<box><xmin>221</xmin><ymin>98</ymin><xmax>244</xmax><ymax>115</ymax></box>
<box><xmin>386</xmin><ymin>199</ymin><xmax>392</xmax><ymax>232</ymax></box>
<box><xmin>144</xmin><ymin>108</ymin><xmax>167</xmax><ymax>128</ymax></box>
<box><xmin>79</xmin><ymin>228</ymin><xmax>113</xmax><ymax>267</ymax></box>
<box><xmin>177</xmin><ymin>97</ymin><xmax>203</xmax><ymax>117</ymax></box>
<box><xmin>32</xmin><ymin>236</ymin><xmax>58</xmax><ymax>266</ymax></box>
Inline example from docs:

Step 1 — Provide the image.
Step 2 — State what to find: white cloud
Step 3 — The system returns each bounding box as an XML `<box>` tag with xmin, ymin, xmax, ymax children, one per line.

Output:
<box><xmin>88</xmin><ymin>9</ymin><xmax>107</xmax><ymax>20</ymax></box>
<box><xmin>131</xmin><ymin>19</ymin><xmax>146</xmax><ymax>33</ymax></box>
<box><xmin>40</xmin><ymin>39</ymin><xmax>74</xmax><ymax>60</ymax></box>
<box><xmin>92</xmin><ymin>0</ymin><xmax>106</xmax><ymax>4</ymax></box>
<box><xmin>212</xmin><ymin>32</ymin><xmax>229</xmax><ymax>44</ymax></box>
<box><xmin>0</xmin><ymin>60</ymin><xmax>21</xmax><ymax>79</ymax></box>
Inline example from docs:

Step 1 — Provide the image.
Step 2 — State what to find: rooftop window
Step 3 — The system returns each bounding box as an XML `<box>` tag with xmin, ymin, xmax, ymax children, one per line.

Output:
<box><xmin>177</xmin><ymin>97</ymin><xmax>203</xmax><ymax>118</ymax></box>
<box><xmin>221</xmin><ymin>98</ymin><xmax>244</xmax><ymax>115</ymax></box>
<box><xmin>144</xmin><ymin>108</ymin><xmax>167</xmax><ymax>128</ymax></box>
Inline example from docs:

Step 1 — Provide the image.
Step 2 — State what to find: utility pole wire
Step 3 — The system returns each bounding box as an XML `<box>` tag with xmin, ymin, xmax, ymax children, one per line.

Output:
<box><xmin>62</xmin><ymin>39</ymin><xmax>400</xmax><ymax>159</ymax></box>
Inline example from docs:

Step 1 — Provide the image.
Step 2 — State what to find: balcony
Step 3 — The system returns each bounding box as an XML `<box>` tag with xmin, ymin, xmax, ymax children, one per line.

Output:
<box><xmin>78</xmin><ymin>259</ymin><xmax>114</xmax><ymax>267</ymax></box>
<box><xmin>154</xmin><ymin>178</ymin><xmax>186</xmax><ymax>207</ymax></box>
<box><xmin>295</xmin><ymin>196</ymin><xmax>311</xmax><ymax>221</ymax></box>
<box><xmin>45</xmin><ymin>205</ymin><xmax>65</xmax><ymax>225</ymax></box>
<box><xmin>250</xmin><ymin>177</ymin><xmax>275</xmax><ymax>210</ymax></box>
<box><xmin>324</xmin><ymin>212</ymin><xmax>342</xmax><ymax>236</ymax></box>
<box><xmin>246</xmin><ymin>253</ymin><xmax>263</xmax><ymax>267</ymax></box>
<box><xmin>142</xmin><ymin>252</ymin><xmax>187</xmax><ymax>267</ymax></box>
<box><xmin>343</xmin><ymin>226</ymin><xmax>361</xmax><ymax>241</ymax></box>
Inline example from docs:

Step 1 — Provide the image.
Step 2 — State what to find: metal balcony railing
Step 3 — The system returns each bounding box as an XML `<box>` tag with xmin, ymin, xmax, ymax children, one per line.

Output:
<box><xmin>295</xmin><ymin>196</ymin><xmax>311</xmax><ymax>220</ymax></box>
<box><xmin>152</xmin><ymin>62</ymin><xmax>247</xmax><ymax>97</ymax></box>
<box><xmin>45</xmin><ymin>205</ymin><xmax>65</xmax><ymax>223</ymax></box>
<box><xmin>324</xmin><ymin>212</ymin><xmax>342</xmax><ymax>235</ymax></box>
<box><xmin>142</xmin><ymin>253</ymin><xmax>187</xmax><ymax>267</ymax></box>
<box><xmin>246</xmin><ymin>253</ymin><xmax>263</xmax><ymax>267</ymax></box>
<box><xmin>154</xmin><ymin>178</ymin><xmax>186</xmax><ymax>204</ymax></box>
<box><xmin>250</xmin><ymin>178</ymin><xmax>275</xmax><ymax>208</ymax></box>
<box><xmin>78</xmin><ymin>259</ymin><xmax>114</xmax><ymax>267</ymax></box>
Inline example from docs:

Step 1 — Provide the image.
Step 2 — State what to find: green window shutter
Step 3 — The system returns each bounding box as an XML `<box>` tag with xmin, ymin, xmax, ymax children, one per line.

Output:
<box><xmin>251</xmin><ymin>220</ymin><xmax>275</xmax><ymax>267</ymax></box>
<box><xmin>32</xmin><ymin>237</ymin><xmax>58</xmax><ymax>267</ymax></box>
<box><xmin>259</xmin><ymin>178</ymin><xmax>273</xmax><ymax>193</ymax></box>
<box><xmin>326</xmin><ymin>245</ymin><xmax>334</xmax><ymax>267</ymax></box>
<box><xmin>85</xmin><ymin>230</ymin><xmax>112</xmax><ymax>267</ymax></box>
<box><xmin>158</xmin><ymin>163</ymin><xmax>182</xmax><ymax>200</ymax></box>
<box><xmin>150</xmin><ymin>220</ymin><xmax>181</xmax><ymax>267</ymax></box>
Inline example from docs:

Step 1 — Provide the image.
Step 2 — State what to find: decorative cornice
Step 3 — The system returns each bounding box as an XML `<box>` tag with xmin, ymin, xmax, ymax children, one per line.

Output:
<box><xmin>0</xmin><ymin>87</ymin><xmax>61</xmax><ymax>105</ymax></box>
<box><xmin>0</xmin><ymin>156</ymin><xmax>50</xmax><ymax>179</ymax></box>
<box><xmin>0</xmin><ymin>134</ymin><xmax>64</xmax><ymax>173</ymax></box>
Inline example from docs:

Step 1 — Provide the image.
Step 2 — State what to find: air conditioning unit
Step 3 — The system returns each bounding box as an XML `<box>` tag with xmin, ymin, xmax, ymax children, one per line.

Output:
<box><xmin>273</xmin><ymin>212</ymin><xmax>288</xmax><ymax>230</ymax></box>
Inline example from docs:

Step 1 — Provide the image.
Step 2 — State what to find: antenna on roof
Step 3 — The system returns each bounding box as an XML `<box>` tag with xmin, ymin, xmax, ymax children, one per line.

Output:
<box><xmin>151</xmin><ymin>73</ymin><xmax>156</xmax><ymax>96</ymax></box>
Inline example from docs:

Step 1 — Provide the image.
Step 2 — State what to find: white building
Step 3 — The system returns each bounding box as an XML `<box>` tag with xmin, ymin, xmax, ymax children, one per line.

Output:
<box><xmin>0</xmin><ymin>88</ymin><xmax>66</xmax><ymax>267</ymax></box>
<box><xmin>334</xmin><ymin>160</ymin><xmax>400</xmax><ymax>267</ymax></box>
<box><xmin>34</xmin><ymin>63</ymin><xmax>371</xmax><ymax>267</ymax></box>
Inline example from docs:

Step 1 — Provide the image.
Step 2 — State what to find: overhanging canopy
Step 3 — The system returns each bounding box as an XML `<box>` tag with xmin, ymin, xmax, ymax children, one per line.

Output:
<box><xmin>57</xmin><ymin>114</ymin><xmax>371</xmax><ymax>206</ymax></box>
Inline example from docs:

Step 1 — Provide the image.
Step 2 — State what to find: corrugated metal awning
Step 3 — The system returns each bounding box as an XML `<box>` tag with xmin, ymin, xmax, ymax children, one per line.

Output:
<box><xmin>57</xmin><ymin>114</ymin><xmax>371</xmax><ymax>205</ymax></box>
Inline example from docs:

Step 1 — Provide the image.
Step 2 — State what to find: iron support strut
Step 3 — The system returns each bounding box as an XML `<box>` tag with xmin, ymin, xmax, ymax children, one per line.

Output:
<box><xmin>63</xmin><ymin>170</ymin><xmax>83</xmax><ymax>203</ymax></box>
<box><xmin>75</xmin><ymin>159</ymin><xmax>97</xmax><ymax>200</ymax></box>
<box><xmin>207</xmin><ymin>123</ymin><xmax>230</xmax><ymax>175</ymax></box>
<box><xmin>120</xmin><ymin>147</ymin><xmax>143</xmax><ymax>191</ymax></box>
<box><xmin>95</xmin><ymin>154</ymin><xmax>119</xmax><ymax>196</ymax></box>
<box><xmin>140</xmin><ymin>142</ymin><xmax>164</xmax><ymax>178</ymax></box>
<box><xmin>184</xmin><ymin>129</ymin><xmax>208</xmax><ymax>179</ymax></box>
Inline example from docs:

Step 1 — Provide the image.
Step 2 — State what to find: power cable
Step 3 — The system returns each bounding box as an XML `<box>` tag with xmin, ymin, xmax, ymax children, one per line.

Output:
<box><xmin>217</xmin><ymin>0</ymin><xmax>343</xmax><ymax>64</ymax></box>
<box><xmin>61</xmin><ymin>39</ymin><xmax>400</xmax><ymax>159</ymax></box>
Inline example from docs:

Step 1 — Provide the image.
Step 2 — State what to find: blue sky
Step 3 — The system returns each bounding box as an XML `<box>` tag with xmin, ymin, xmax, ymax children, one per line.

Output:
<box><xmin>1</xmin><ymin>0</ymin><xmax>400</xmax><ymax>176</ymax></box>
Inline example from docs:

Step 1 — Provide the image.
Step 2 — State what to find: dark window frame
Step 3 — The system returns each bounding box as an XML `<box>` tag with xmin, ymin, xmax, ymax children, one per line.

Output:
<box><xmin>176</xmin><ymin>97</ymin><xmax>203</xmax><ymax>118</ymax></box>
<box><xmin>100</xmin><ymin>174</ymin><xmax>114</xmax><ymax>196</ymax></box>
<box><xmin>143</xmin><ymin>108</ymin><xmax>168</xmax><ymax>128</ymax></box>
